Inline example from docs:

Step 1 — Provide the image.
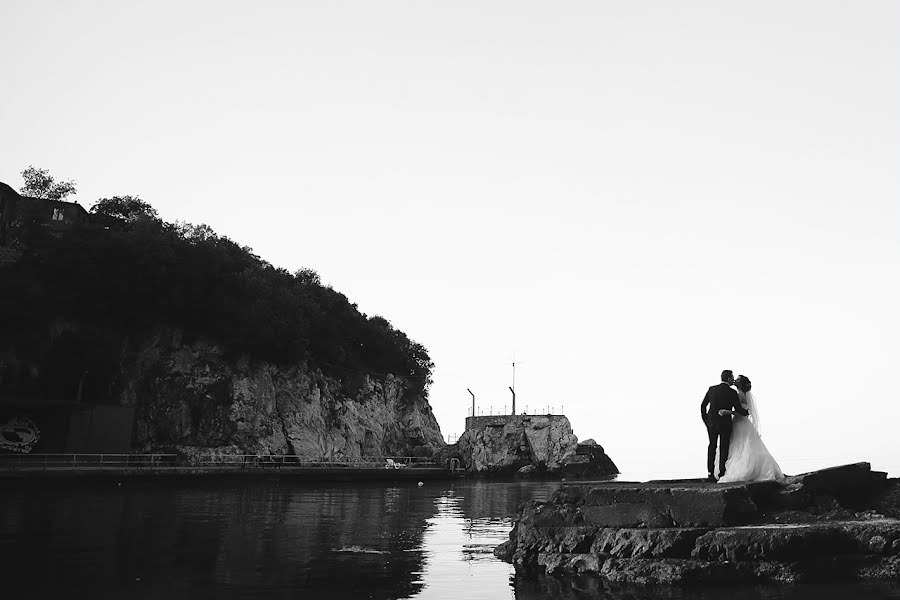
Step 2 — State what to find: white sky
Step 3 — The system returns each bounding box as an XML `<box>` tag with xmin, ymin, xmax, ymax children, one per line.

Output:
<box><xmin>2</xmin><ymin>1</ymin><xmax>898</xmax><ymax>478</ymax></box>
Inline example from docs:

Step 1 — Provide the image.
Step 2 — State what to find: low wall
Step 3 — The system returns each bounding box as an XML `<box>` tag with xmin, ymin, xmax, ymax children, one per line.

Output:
<box><xmin>465</xmin><ymin>414</ymin><xmax>565</xmax><ymax>431</ymax></box>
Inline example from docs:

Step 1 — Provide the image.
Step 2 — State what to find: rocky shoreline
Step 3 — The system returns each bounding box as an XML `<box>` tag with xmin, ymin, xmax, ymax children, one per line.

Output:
<box><xmin>495</xmin><ymin>463</ymin><xmax>900</xmax><ymax>584</ymax></box>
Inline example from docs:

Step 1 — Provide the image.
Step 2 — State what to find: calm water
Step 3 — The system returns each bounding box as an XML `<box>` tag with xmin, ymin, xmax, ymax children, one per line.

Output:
<box><xmin>1</xmin><ymin>478</ymin><xmax>898</xmax><ymax>600</ymax></box>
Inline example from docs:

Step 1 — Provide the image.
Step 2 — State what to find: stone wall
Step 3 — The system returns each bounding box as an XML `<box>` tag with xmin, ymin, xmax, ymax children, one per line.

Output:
<box><xmin>465</xmin><ymin>414</ymin><xmax>566</xmax><ymax>431</ymax></box>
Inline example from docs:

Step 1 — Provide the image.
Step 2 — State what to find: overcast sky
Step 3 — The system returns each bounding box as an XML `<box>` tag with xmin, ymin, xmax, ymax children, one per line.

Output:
<box><xmin>2</xmin><ymin>1</ymin><xmax>898</xmax><ymax>478</ymax></box>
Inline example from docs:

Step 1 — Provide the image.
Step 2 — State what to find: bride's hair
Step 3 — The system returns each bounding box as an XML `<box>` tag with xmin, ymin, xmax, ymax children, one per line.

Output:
<box><xmin>736</xmin><ymin>375</ymin><xmax>752</xmax><ymax>393</ymax></box>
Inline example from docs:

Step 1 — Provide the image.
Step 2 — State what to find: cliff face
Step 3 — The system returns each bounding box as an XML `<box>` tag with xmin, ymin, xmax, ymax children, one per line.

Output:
<box><xmin>120</xmin><ymin>331</ymin><xmax>445</xmax><ymax>460</ymax></box>
<box><xmin>455</xmin><ymin>415</ymin><xmax>618</xmax><ymax>478</ymax></box>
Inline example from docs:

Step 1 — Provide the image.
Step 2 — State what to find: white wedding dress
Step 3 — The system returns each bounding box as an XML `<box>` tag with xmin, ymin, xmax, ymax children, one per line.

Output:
<box><xmin>717</xmin><ymin>390</ymin><xmax>784</xmax><ymax>483</ymax></box>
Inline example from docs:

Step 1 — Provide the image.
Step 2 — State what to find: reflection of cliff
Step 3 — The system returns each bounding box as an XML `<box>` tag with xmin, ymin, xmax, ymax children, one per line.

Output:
<box><xmin>0</xmin><ymin>482</ymin><xmax>438</xmax><ymax>599</ymax></box>
<box><xmin>118</xmin><ymin>483</ymin><xmax>438</xmax><ymax>599</ymax></box>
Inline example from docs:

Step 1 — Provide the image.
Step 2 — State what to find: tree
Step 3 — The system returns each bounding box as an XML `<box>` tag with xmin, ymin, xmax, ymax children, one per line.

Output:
<box><xmin>294</xmin><ymin>267</ymin><xmax>321</xmax><ymax>286</ymax></box>
<box><xmin>175</xmin><ymin>221</ymin><xmax>217</xmax><ymax>243</ymax></box>
<box><xmin>19</xmin><ymin>166</ymin><xmax>77</xmax><ymax>201</ymax></box>
<box><xmin>90</xmin><ymin>195</ymin><xmax>159</xmax><ymax>222</ymax></box>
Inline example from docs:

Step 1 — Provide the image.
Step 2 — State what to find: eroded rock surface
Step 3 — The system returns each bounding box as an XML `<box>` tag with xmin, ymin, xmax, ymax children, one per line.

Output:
<box><xmin>496</xmin><ymin>463</ymin><xmax>900</xmax><ymax>585</ymax></box>
<box><xmin>455</xmin><ymin>414</ymin><xmax>618</xmax><ymax>478</ymax></box>
<box><xmin>123</xmin><ymin>330</ymin><xmax>445</xmax><ymax>461</ymax></box>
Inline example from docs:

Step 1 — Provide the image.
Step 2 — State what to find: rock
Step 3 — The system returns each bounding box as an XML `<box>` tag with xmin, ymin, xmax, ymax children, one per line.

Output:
<box><xmin>505</xmin><ymin>518</ymin><xmax>900</xmax><ymax>584</ymax></box>
<box><xmin>787</xmin><ymin>462</ymin><xmax>873</xmax><ymax>492</ymax></box>
<box><xmin>869</xmin><ymin>535</ymin><xmax>887</xmax><ymax>553</ymax></box>
<box><xmin>786</xmin><ymin>463</ymin><xmax>888</xmax><ymax>509</ymax></box>
<box><xmin>592</xmin><ymin>556</ymin><xmax>762</xmax><ymax>585</ymax></box>
<box><xmin>465</xmin><ymin>415</ymin><xmax>575</xmax><ymax>471</ymax></box>
<box><xmin>591</xmin><ymin>527</ymin><xmax>709</xmax><ymax>558</ymax></box>
<box><xmin>768</xmin><ymin>482</ymin><xmax>812</xmax><ymax>510</ymax></box>
<box><xmin>456</xmin><ymin>415</ymin><xmax>617</xmax><ymax>478</ymax></box>
<box><xmin>120</xmin><ymin>330</ymin><xmax>445</xmax><ymax>459</ymax></box>
<box><xmin>560</xmin><ymin>449</ymin><xmax>618</xmax><ymax>479</ymax></box>
<box><xmin>517</xmin><ymin>464</ymin><xmax>538</xmax><ymax>478</ymax></box>
<box><xmin>433</xmin><ymin>442</ymin><xmax>461</xmax><ymax>466</ymax></box>
<box><xmin>873</xmin><ymin>479</ymin><xmax>900</xmax><ymax>518</ymax></box>
<box><xmin>693</xmin><ymin>524</ymin><xmax>855</xmax><ymax>562</ymax></box>
<box><xmin>496</xmin><ymin>465</ymin><xmax>900</xmax><ymax>585</ymax></box>
<box><xmin>538</xmin><ymin>552</ymin><xmax>600</xmax><ymax>575</ymax></box>
<box><xmin>859</xmin><ymin>556</ymin><xmax>900</xmax><ymax>581</ymax></box>
<box><xmin>579</xmin><ymin>484</ymin><xmax>759</xmax><ymax>528</ymax></box>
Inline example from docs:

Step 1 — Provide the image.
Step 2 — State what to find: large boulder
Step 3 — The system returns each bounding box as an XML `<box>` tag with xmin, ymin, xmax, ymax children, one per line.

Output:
<box><xmin>456</xmin><ymin>414</ymin><xmax>617</xmax><ymax>478</ymax></box>
<box><xmin>782</xmin><ymin>462</ymin><xmax>889</xmax><ymax>509</ymax></box>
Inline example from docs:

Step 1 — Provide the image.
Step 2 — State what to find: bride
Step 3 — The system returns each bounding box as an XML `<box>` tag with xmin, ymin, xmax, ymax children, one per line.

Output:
<box><xmin>717</xmin><ymin>375</ymin><xmax>784</xmax><ymax>483</ymax></box>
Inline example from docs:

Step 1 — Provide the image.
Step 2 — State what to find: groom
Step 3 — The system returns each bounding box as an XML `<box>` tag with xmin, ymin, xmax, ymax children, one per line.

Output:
<box><xmin>701</xmin><ymin>370</ymin><xmax>749</xmax><ymax>481</ymax></box>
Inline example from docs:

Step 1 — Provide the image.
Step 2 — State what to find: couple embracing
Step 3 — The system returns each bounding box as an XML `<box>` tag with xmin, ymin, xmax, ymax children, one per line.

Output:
<box><xmin>701</xmin><ymin>370</ymin><xmax>784</xmax><ymax>483</ymax></box>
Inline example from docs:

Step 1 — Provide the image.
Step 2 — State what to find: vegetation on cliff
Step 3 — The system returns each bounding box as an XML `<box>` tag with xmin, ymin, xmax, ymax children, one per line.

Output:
<box><xmin>0</xmin><ymin>175</ymin><xmax>433</xmax><ymax>405</ymax></box>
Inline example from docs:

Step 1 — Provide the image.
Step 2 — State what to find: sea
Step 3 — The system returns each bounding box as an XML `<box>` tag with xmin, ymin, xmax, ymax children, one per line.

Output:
<box><xmin>1</xmin><ymin>472</ymin><xmax>899</xmax><ymax>600</ymax></box>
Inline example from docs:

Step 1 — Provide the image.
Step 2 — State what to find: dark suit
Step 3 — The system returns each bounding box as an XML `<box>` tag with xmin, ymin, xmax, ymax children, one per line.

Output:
<box><xmin>701</xmin><ymin>382</ymin><xmax>748</xmax><ymax>477</ymax></box>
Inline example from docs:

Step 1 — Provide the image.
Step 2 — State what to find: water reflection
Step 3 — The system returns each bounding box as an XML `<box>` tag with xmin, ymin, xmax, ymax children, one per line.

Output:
<box><xmin>413</xmin><ymin>489</ymin><xmax>514</xmax><ymax>599</ymax></box>
<box><xmin>1</xmin><ymin>479</ymin><xmax>898</xmax><ymax>600</ymax></box>
<box><xmin>1</xmin><ymin>481</ymin><xmax>438</xmax><ymax>599</ymax></box>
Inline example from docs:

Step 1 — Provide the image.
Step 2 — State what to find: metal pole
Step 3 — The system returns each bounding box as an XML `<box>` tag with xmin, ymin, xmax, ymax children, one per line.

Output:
<box><xmin>509</xmin><ymin>386</ymin><xmax>516</xmax><ymax>415</ymax></box>
<box><xmin>467</xmin><ymin>389</ymin><xmax>475</xmax><ymax>418</ymax></box>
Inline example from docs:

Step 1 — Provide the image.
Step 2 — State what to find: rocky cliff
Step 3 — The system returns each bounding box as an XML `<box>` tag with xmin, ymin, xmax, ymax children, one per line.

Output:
<box><xmin>452</xmin><ymin>415</ymin><xmax>618</xmax><ymax>478</ymax></box>
<box><xmin>118</xmin><ymin>330</ymin><xmax>445</xmax><ymax>461</ymax></box>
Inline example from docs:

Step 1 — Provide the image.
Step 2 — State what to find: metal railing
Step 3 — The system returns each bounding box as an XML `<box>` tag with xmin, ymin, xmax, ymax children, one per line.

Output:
<box><xmin>183</xmin><ymin>455</ymin><xmax>441</xmax><ymax>469</ymax></box>
<box><xmin>0</xmin><ymin>453</ymin><xmax>447</xmax><ymax>472</ymax></box>
<box><xmin>0</xmin><ymin>453</ymin><xmax>177</xmax><ymax>471</ymax></box>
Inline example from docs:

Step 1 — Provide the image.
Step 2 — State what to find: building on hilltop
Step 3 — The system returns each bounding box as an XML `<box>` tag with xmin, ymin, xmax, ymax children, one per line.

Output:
<box><xmin>0</xmin><ymin>181</ymin><xmax>89</xmax><ymax>246</ymax></box>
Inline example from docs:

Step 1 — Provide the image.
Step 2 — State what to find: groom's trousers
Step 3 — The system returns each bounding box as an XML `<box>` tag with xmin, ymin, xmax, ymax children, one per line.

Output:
<box><xmin>706</xmin><ymin>420</ymin><xmax>731</xmax><ymax>477</ymax></box>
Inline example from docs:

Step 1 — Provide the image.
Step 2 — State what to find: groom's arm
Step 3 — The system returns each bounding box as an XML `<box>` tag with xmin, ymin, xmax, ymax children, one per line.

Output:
<box><xmin>700</xmin><ymin>389</ymin><xmax>710</xmax><ymax>422</ymax></box>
